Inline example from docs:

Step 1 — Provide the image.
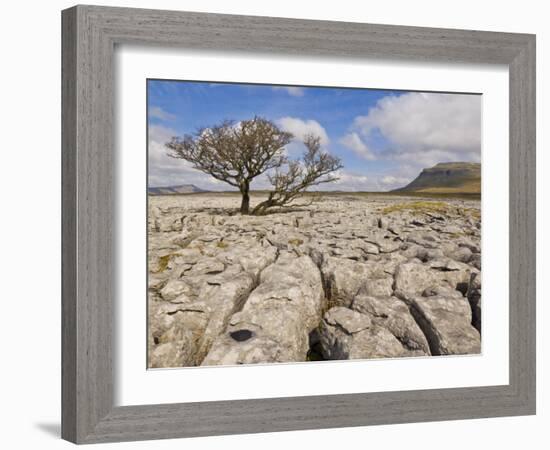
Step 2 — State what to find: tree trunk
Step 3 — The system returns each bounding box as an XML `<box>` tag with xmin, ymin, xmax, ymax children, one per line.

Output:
<box><xmin>240</xmin><ymin>182</ymin><xmax>250</xmax><ymax>214</ymax></box>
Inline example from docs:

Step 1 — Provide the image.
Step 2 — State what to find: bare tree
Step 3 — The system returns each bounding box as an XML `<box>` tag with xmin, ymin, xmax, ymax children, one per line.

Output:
<box><xmin>251</xmin><ymin>135</ymin><xmax>342</xmax><ymax>215</ymax></box>
<box><xmin>166</xmin><ymin>117</ymin><xmax>291</xmax><ymax>214</ymax></box>
<box><xmin>166</xmin><ymin>117</ymin><xmax>342</xmax><ymax>215</ymax></box>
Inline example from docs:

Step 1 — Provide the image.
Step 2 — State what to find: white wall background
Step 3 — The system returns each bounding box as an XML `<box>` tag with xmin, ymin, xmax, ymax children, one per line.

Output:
<box><xmin>0</xmin><ymin>0</ymin><xmax>546</xmax><ymax>448</ymax></box>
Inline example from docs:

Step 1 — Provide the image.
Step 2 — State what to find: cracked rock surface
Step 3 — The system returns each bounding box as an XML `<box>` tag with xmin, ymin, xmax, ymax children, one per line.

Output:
<box><xmin>148</xmin><ymin>193</ymin><xmax>481</xmax><ymax>367</ymax></box>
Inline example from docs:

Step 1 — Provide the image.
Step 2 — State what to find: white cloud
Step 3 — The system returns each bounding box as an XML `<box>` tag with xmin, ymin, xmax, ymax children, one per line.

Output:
<box><xmin>380</xmin><ymin>175</ymin><xmax>411</xmax><ymax>190</ymax></box>
<box><xmin>327</xmin><ymin>171</ymin><xmax>416</xmax><ymax>192</ymax></box>
<box><xmin>290</xmin><ymin>170</ymin><xmax>371</xmax><ymax>192</ymax></box>
<box><xmin>148</xmin><ymin>121</ymin><xmax>330</xmax><ymax>190</ymax></box>
<box><xmin>392</xmin><ymin>148</ymin><xmax>480</xmax><ymax>167</ymax></box>
<box><xmin>381</xmin><ymin>175</ymin><xmax>399</xmax><ymax>185</ymax></box>
<box><xmin>149</xmin><ymin>106</ymin><xmax>176</xmax><ymax>121</ymax></box>
<box><xmin>330</xmin><ymin>170</ymin><xmax>370</xmax><ymax>191</ymax></box>
<box><xmin>352</xmin><ymin>92</ymin><xmax>481</xmax><ymax>167</ymax></box>
<box><xmin>277</xmin><ymin>117</ymin><xmax>330</xmax><ymax>145</ymax></box>
<box><xmin>339</xmin><ymin>132</ymin><xmax>376</xmax><ymax>160</ymax></box>
<box><xmin>148</xmin><ymin>125</ymin><xmax>235</xmax><ymax>190</ymax></box>
<box><xmin>147</xmin><ymin>124</ymin><xmax>407</xmax><ymax>192</ymax></box>
<box><xmin>148</xmin><ymin>124</ymin><xmax>177</xmax><ymax>144</ymax></box>
<box><xmin>272</xmin><ymin>86</ymin><xmax>305</xmax><ymax>97</ymax></box>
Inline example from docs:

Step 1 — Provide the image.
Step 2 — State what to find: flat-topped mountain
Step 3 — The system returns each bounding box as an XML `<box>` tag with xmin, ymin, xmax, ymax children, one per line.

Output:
<box><xmin>393</xmin><ymin>162</ymin><xmax>481</xmax><ymax>194</ymax></box>
<box><xmin>148</xmin><ymin>184</ymin><xmax>207</xmax><ymax>195</ymax></box>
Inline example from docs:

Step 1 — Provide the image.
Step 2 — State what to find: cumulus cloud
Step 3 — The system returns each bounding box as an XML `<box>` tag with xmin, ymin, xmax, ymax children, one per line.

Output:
<box><xmin>277</xmin><ymin>117</ymin><xmax>330</xmax><ymax>145</ymax></box>
<box><xmin>330</xmin><ymin>170</ymin><xmax>371</xmax><ymax>191</ymax></box>
<box><xmin>148</xmin><ymin>124</ymin><xmax>177</xmax><ymax>144</ymax></box>
<box><xmin>148</xmin><ymin>119</ymin><xmax>331</xmax><ymax>189</ymax></box>
<box><xmin>148</xmin><ymin>106</ymin><xmax>176</xmax><ymax>121</ymax></box>
<box><xmin>272</xmin><ymin>86</ymin><xmax>305</xmax><ymax>97</ymax></box>
<box><xmin>303</xmin><ymin>168</ymin><xmax>419</xmax><ymax>192</ymax></box>
<box><xmin>339</xmin><ymin>132</ymin><xmax>376</xmax><ymax>160</ymax></box>
<box><xmin>148</xmin><ymin>125</ymin><xmax>232</xmax><ymax>190</ymax></box>
<box><xmin>326</xmin><ymin>170</ymin><xmax>401</xmax><ymax>191</ymax></box>
<box><xmin>147</xmin><ymin>125</ymin><xmax>408</xmax><ymax>192</ymax></box>
<box><xmin>380</xmin><ymin>175</ymin><xmax>411</xmax><ymax>190</ymax></box>
<box><xmin>352</xmin><ymin>92</ymin><xmax>481</xmax><ymax>167</ymax></box>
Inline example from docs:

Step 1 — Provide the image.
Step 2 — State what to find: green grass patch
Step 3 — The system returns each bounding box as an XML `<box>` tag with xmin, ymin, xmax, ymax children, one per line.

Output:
<box><xmin>288</xmin><ymin>238</ymin><xmax>304</xmax><ymax>246</ymax></box>
<box><xmin>381</xmin><ymin>201</ymin><xmax>450</xmax><ymax>215</ymax></box>
<box><xmin>151</xmin><ymin>254</ymin><xmax>173</xmax><ymax>273</ymax></box>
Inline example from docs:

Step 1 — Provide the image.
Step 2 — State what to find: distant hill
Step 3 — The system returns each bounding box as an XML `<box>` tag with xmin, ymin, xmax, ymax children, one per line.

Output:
<box><xmin>148</xmin><ymin>184</ymin><xmax>208</xmax><ymax>195</ymax></box>
<box><xmin>393</xmin><ymin>162</ymin><xmax>481</xmax><ymax>194</ymax></box>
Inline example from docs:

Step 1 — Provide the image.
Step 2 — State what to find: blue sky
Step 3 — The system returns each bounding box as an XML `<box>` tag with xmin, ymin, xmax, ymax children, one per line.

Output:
<box><xmin>147</xmin><ymin>80</ymin><xmax>481</xmax><ymax>191</ymax></box>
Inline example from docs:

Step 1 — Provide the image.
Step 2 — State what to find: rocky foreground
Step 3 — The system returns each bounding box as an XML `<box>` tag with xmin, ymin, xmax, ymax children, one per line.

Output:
<box><xmin>147</xmin><ymin>193</ymin><xmax>481</xmax><ymax>368</ymax></box>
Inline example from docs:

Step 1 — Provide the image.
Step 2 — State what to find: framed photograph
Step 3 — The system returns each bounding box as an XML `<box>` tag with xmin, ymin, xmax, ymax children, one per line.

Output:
<box><xmin>62</xmin><ymin>5</ymin><xmax>536</xmax><ymax>444</ymax></box>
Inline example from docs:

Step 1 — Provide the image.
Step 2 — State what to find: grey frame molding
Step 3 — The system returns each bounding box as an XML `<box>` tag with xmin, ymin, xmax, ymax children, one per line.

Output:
<box><xmin>61</xmin><ymin>5</ymin><xmax>536</xmax><ymax>444</ymax></box>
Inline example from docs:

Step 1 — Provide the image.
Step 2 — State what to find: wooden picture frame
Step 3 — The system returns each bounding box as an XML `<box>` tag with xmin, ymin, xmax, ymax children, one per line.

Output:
<box><xmin>61</xmin><ymin>5</ymin><xmax>536</xmax><ymax>444</ymax></box>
